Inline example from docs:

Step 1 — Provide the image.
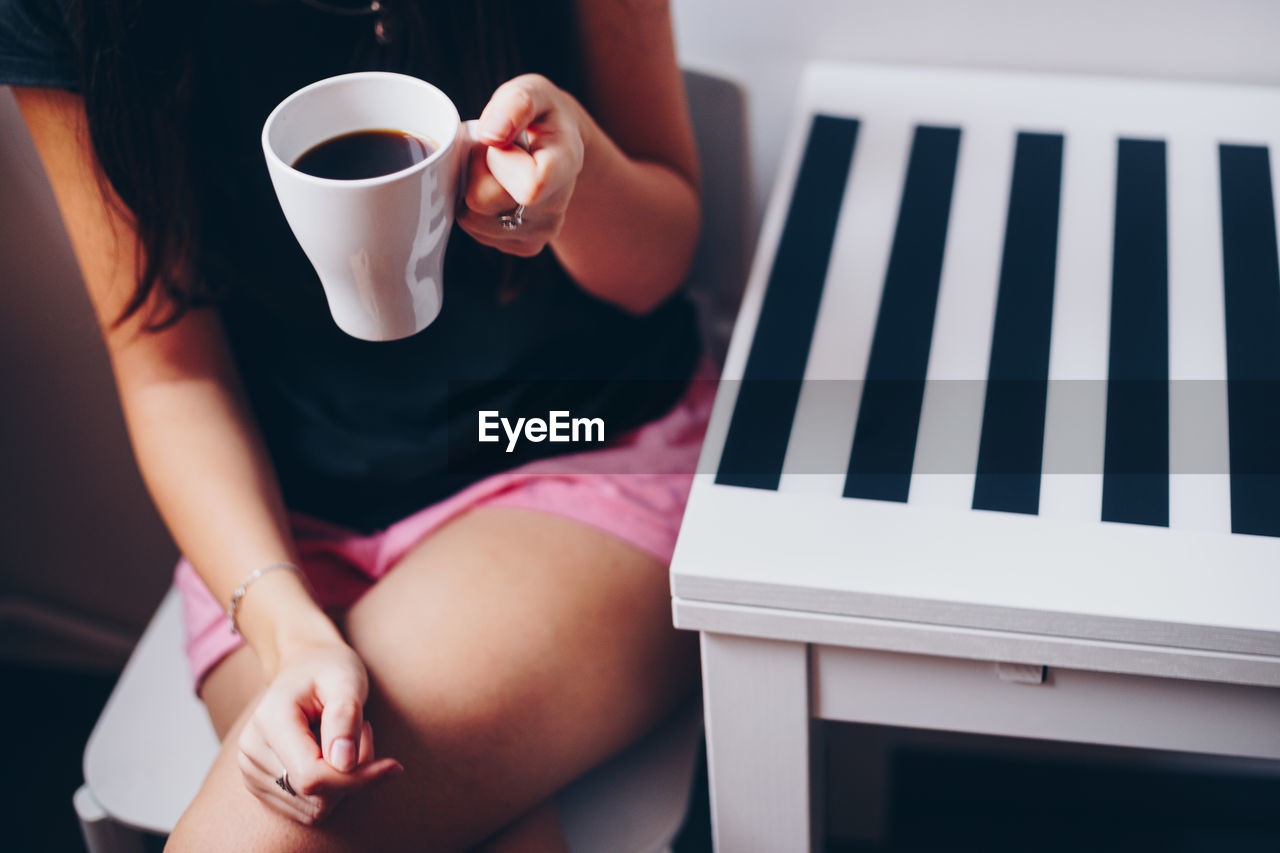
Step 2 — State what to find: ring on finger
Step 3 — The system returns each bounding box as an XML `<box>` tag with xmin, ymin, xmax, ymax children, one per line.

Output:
<box><xmin>275</xmin><ymin>769</ymin><xmax>297</xmax><ymax>797</ymax></box>
<box><xmin>250</xmin><ymin>774</ymin><xmax>321</xmax><ymax>825</ymax></box>
<box><xmin>497</xmin><ymin>204</ymin><xmax>525</xmax><ymax>230</ymax></box>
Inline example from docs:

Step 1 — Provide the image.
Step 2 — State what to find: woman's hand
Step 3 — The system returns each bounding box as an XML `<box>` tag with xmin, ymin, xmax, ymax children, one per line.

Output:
<box><xmin>236</xmin><ymin>638</ymin><xmax>403</xmax><ymax>825</ymax></box>
<box><xmin>458</xmin><ymin>74</ymin><xmax>587</xmax><ymax>258</ymax></box>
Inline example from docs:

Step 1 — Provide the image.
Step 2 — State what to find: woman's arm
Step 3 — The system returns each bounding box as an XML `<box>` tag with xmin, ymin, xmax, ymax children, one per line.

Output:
<box><xmin>459</xmin><ymin>0</ymin><xmax>701</xmax><ymax>314</ymax></box>
<box><xmin>15</xmin><ymin>85</ymin><xmax>326</xmax><ymax>673</ymax></box>
<box><xmin>14</xmin><ymin>86</ymin><xmax>399</xmax><ymax>819</ymax></box>
<box><xmin>559</xmin><ymin>0</ymin><xmax>701</xmax><ymax>307</ymax></box>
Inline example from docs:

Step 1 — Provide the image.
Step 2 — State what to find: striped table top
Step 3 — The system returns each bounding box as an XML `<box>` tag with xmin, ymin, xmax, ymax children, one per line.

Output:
<box><xmin>671</xmin><ymin>63</ymin><xmax>1280</xmax><ymax>660</ymax></box>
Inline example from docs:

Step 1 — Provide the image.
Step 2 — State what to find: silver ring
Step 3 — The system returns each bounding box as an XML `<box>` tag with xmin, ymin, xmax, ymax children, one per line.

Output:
<box><xmin>497</xmin><ymin>204</ymin><xmax>525</xmax><ymax>231</ymax></box>
<box><xmin>275</xmin><ymin>770</ymin><xmax>297</xmax><ymax>797</ymax></box>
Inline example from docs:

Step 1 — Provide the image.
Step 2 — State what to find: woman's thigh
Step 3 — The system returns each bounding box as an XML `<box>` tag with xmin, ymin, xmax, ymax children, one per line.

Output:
<box><xmin>168</xmin><ymin>506</ymin><xmax>699</xmax><ymax>852</ymax></box>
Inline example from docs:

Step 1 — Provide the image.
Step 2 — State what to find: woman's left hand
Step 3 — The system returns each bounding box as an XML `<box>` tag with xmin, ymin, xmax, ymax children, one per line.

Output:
<box><xmin>458</xmin><ymin>74</ymin><xmax>587</xmax><ymax>258</ymax></box>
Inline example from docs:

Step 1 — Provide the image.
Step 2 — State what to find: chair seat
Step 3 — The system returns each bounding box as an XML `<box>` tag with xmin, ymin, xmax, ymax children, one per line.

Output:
<box><xmin>83</xmin><ymin>589</ymin><xmax>702</xmax><ymax>851</ymax></box>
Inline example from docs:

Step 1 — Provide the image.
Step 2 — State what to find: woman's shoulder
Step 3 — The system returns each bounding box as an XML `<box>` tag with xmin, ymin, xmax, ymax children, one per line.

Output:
<box><xmin>0</xmin><ymin>0</ymin><xmax>78</xmax><ymax>91</ymax></box>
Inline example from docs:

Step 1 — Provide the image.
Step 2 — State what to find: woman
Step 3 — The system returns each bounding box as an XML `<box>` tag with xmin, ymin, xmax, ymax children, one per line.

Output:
<box><xmin>2</xmin><ymin>0</ymin><xmax>708</xmax><ymax>849</ymax></box>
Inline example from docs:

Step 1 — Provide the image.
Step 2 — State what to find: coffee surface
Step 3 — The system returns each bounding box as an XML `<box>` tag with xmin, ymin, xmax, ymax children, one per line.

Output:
<box><xmin>293</xmin><ymin>129</ymin><xmax>437</xmax><ymax>180</ymax></box>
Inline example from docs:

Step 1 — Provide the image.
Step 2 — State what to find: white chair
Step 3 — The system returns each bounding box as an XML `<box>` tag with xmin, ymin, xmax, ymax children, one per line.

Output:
<box><xmin>72</xmin><ymin>69</ymin><xmax>748</xmax><ymax>853</ymax></box>
<box><xmin>683</xmin><ymin>69</ymin><xmax>751</xmax><ymax>367</ymax></box>
<box><xmin>74</xmin><ymin>590</ymin><xmax>705</xmax><ymax>853</ymax></box>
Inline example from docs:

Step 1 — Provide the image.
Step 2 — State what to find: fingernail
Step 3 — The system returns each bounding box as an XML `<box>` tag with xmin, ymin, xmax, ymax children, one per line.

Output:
<box><xmin>480</xmin><ymin>116</ymin><xmax>513</xmax><ymax>143</ymax></box>
<box><xmin>331</xmin><ymin>737</ymin><xmax>356</xmax><ymax>772</ymax></box>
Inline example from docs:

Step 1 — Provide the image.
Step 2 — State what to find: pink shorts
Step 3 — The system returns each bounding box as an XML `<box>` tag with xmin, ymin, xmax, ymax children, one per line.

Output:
<box><xmin>175</xmin><ymin>363</ymin><xmax>716</xmax><ymax>691</ymax></box>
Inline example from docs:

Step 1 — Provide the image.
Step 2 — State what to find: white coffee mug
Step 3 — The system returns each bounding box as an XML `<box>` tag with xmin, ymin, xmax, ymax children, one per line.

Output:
<box><xmin>262</xmin><ymin>72</ymin><xmax>464</xmax><ymax>341</ymax></box>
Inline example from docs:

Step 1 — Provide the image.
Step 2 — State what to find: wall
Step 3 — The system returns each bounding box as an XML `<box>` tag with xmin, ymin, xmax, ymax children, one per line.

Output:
<box><xmin>672</xmin><ymin>0</ymin><xmax>1280</xmax><ymax>224</ymax></box>
<box><xmin>2</xmin><ymin>1</ymin><xmax>1279</xmax><ymax>668</ymax></box>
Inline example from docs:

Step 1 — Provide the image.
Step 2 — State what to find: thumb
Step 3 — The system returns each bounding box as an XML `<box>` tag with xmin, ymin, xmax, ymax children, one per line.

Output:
<box><xmin>316</xmin><ymin>677</ymin><xmax>365</xmax><ymax>774</ymax></box>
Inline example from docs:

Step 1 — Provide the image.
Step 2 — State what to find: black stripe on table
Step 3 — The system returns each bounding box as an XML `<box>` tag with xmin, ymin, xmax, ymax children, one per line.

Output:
<box><xmin>1220</xmin><ymin>143</ymin><xmax>1280</xmax><ymax>538</ymax></box>
<box><xmin>1102</xmin><ymin>138</ymin><xmax>1169</xmax><ymax>528</ymax></box>
<box><xmin>972</xmin><ymin>131</ymin><xmax>1064</xmax><ymax>515</ymax></box>
<box><xmin>716</xmin><ymin>115</ymin><xmax>860</xmax><ymax>490</ymax></box>
<box><xmin>844</xmin><ymin>126</ymin><xmax>962</xmax><ymax>502</ymax></box>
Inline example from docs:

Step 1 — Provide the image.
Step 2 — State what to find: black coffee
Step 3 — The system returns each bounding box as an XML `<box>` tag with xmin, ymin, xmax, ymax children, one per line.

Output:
<box><xmin>292</xmin><ymin>129</ymin><xmax>437</xmax><ymax>180</ymax></box>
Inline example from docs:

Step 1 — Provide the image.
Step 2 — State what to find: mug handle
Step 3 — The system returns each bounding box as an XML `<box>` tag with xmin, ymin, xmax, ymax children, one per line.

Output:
<box><xmin>455</xmin><ymin>119</ymin><xmax>483</xmax><ymax>212</ymax></box>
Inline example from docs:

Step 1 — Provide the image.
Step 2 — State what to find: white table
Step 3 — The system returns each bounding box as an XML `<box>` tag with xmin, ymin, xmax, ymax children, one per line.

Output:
<box><xmin>670</xmin><ymin>63</ymin><xmax>1280</xmax><ymax>853</ymax></box>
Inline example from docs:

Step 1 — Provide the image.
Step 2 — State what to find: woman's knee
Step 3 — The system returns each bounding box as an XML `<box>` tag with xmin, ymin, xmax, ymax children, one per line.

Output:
<box><xmin>166</xmin><ymin>786</ymin><xmax>305</xmax><ymax>853</ymax></box>
<box><xmin>165</xmin><ymin>711</ymin><xmax>333</xmax><ymax>852</ymax></box>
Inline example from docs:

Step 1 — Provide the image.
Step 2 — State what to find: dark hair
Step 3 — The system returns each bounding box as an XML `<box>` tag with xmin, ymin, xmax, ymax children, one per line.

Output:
<box><xmin>71</xmin><ymin>0</ymin><xmax>582</xmax><ymax>330</ymax></box>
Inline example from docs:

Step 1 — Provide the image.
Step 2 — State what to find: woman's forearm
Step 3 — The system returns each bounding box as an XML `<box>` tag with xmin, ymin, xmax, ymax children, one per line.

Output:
<box><xmin>14</xmin><ymin>86</ymin><xmax>340</xmax><ymax>677</ymax></box>
<box><xmin>550</xmin><ymin>103</ymin><xmax>701</xmax><ymax>315</ymax></box>
<box><xmin>118</xmin><ymin>352</ymin><xmax>340</xmax><ymax>677</ymax></box>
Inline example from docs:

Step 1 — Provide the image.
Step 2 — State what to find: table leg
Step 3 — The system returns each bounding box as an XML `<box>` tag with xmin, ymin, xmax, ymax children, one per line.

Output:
<box><xmin>700</xmin><ymin>633</ymin><xmax>821</xmax><ymax>853</ymax></box>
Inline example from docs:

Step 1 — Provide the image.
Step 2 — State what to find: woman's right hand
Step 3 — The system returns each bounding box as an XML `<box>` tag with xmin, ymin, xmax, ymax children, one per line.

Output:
<box><xmin>236</xmin><ymin>638</ymin><xmax>404</xmax><ymax>825</ymax></box>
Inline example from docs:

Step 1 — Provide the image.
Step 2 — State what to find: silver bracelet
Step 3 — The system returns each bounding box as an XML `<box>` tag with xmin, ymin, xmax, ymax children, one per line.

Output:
<box><xmin>227</xmin><ymin>561</ymin><xmax>304</xmax><ymax>635</ymax></box>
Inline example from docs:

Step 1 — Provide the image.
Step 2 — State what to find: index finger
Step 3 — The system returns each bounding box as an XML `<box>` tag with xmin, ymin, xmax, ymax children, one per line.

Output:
<box><xmin>477</xmin><ymin>75</ymin><xmax>553</xmax><ymax>146</ymax></box>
